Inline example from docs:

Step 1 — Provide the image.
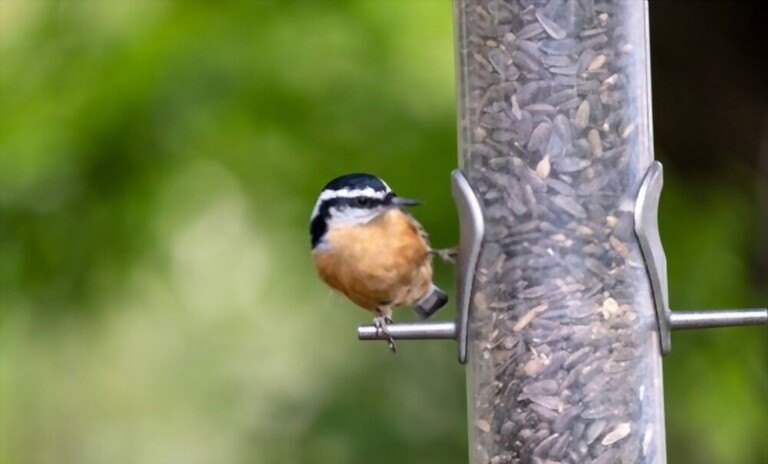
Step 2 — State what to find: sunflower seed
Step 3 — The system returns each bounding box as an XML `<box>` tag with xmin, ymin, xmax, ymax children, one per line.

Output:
<box><xmin>536</xmin><ymin>11</ymin><xmax>567</xmax><ymax>40</ymax></box>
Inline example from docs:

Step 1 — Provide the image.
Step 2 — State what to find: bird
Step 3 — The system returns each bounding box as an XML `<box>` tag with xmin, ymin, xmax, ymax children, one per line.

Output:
<box><xmin>310</xmin><ymin>173</ymin><xmax>450</xmax><ymax>352</ymax></box>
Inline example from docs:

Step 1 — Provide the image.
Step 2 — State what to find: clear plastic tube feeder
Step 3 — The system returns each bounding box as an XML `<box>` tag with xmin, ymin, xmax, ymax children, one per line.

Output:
<box><xmin>357</xmin><ymin>1</ymin><xmax>767</xmax><ymax>462</ymax></box>
<box><xmin>455</xmin><ymin>1</ymin><xmax>664</xmax><ymax>462</ymax></box>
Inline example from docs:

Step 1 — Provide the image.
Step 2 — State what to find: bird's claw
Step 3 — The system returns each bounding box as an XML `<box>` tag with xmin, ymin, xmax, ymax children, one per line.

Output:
<box><xmin>431</xmin><ymin>247</ymin><xmax>458</xmax><ymax>265</ymax></box>
<box><xmin>373</xmin><ymin>316</ymin><xmax>397</xmax><ymax>353</ymax></box>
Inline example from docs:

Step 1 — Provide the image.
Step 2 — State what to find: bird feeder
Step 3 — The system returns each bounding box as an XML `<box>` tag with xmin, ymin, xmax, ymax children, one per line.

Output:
<box><xmin>358</xmin><ymin>1</ymin><xmax>767</xmax><ymax>462</ymax></box>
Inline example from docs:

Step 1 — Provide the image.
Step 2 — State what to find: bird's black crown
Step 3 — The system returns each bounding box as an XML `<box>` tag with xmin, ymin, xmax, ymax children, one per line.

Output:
<box><xmin>321</xmin><ymin>173</ymin><xmax>390</xmax><ymax>194</ymax></box>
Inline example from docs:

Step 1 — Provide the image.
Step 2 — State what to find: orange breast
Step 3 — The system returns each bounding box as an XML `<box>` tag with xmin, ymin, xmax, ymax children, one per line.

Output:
<box><xmin>313</xmin><ymin>209</ymin><xmax>432</xmax><ymax>312</ymax></box>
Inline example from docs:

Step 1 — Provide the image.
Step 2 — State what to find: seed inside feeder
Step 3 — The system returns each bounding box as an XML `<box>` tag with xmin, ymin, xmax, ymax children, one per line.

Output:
<box><xmin>455</xmin><ymin>0</ymin><xmax>665</xmax><ymax>462</ymax></box>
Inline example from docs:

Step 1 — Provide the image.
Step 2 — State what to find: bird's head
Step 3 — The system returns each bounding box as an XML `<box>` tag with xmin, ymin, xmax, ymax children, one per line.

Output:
<box><xmin>310</xmin><ymin>173</ymin><xmax>420</xmax><ymax>250</ymax></box>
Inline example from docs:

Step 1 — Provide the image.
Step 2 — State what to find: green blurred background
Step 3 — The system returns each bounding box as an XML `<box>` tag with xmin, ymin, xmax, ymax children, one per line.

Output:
<box><xmin>0</xmin><ymin>1</ymin><xmax>765</xmax><ymax>463</ymax></box>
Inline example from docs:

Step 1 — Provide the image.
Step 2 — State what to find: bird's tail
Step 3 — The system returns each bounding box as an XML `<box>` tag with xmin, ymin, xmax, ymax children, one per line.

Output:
<box><xmin>412</xmin><ymin>284</ymin><xmax>449</xmax><ymax>320</ymax></box>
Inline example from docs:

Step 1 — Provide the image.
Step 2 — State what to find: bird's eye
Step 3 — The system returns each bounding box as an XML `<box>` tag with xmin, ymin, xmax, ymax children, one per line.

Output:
<box><xmin>355</xmin><ymin>197</ymin><xmax>372</xmax><ymax>207</ymax></box>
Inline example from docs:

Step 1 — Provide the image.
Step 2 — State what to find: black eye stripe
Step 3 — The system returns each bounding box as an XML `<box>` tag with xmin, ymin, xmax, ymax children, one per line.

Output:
<box><xmin>357</xmin><ymin>197</ymin><xmax>383</xmax><ymax>207</ymax></box>
<box><xmin>322</xmin><ymin>197</ymin><xmax>384</xmax><ymax>209</ymax></box>
<box><xmin>355</xmin><ymin>197</ymin><xmax>374</xmax><ymax>206</ymax></box>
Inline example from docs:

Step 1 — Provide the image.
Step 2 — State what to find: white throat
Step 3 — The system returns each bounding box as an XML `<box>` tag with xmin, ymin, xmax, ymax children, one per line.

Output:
<box><xmin>328</xmin><ymin>206</ymin><xmax>385</xmax><ymax>227</ymax></box>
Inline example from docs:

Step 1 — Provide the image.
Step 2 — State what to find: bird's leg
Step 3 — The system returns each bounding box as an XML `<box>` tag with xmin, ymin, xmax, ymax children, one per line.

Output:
<box><xmin>431</xmin><ymin>246</ymin><xmax>458</xmax><ymax>265</ymax></box>
<box><xmin>374</xmin><ymin>307</ymin><xmax>397</xmax><ymax>353</ymax></box>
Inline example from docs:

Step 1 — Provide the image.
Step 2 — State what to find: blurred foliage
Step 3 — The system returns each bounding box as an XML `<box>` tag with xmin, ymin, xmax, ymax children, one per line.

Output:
<box><xmin>0</xmin><ymin>1</ymin><xmax>765</xmax><ymax>464</ymax></box>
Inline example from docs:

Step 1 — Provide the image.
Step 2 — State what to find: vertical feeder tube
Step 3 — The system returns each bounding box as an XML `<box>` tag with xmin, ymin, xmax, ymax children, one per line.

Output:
<box><xmin>455</xmin><ymin>1</ymin><xmax>666</xmax><ymax>463</ymax></box>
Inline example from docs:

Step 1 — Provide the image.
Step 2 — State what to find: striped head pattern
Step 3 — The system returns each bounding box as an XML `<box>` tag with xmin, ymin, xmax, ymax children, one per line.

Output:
<box><xmin>310</xmin><ymin>173</ymin><xmax>419</xmax><ymax>250</ymax></box>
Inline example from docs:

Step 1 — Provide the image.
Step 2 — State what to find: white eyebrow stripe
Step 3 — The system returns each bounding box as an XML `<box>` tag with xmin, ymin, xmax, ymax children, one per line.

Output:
<box><xmin>310</xmin><ymin>186</ymin><xmax>390</xmax><ymax>220</ymax></box>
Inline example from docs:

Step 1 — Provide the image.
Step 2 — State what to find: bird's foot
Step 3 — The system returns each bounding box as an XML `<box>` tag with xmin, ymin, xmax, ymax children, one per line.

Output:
<box><xmin>373</xmin><ymin>316</ymin><xmax>397</xmax><ymax>353</ymax></box>
<box><xmin>431</xmin><ymin>246</ymin><xmax>458</xmax><ymax>265</ymax></box>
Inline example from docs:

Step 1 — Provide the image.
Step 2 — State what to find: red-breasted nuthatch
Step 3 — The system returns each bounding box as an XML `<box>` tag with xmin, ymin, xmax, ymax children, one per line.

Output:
<box><xmin>310</xmin><ymin>173</ymin><xmax>449</xmax><ymax>352</ymax></box>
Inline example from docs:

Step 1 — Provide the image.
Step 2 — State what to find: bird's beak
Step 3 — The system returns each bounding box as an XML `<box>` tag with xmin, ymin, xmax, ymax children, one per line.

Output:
<box><xmin>391</xmin><ymin>196</ymin><xmax>422</xmax><ymax>207</ymax></box>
